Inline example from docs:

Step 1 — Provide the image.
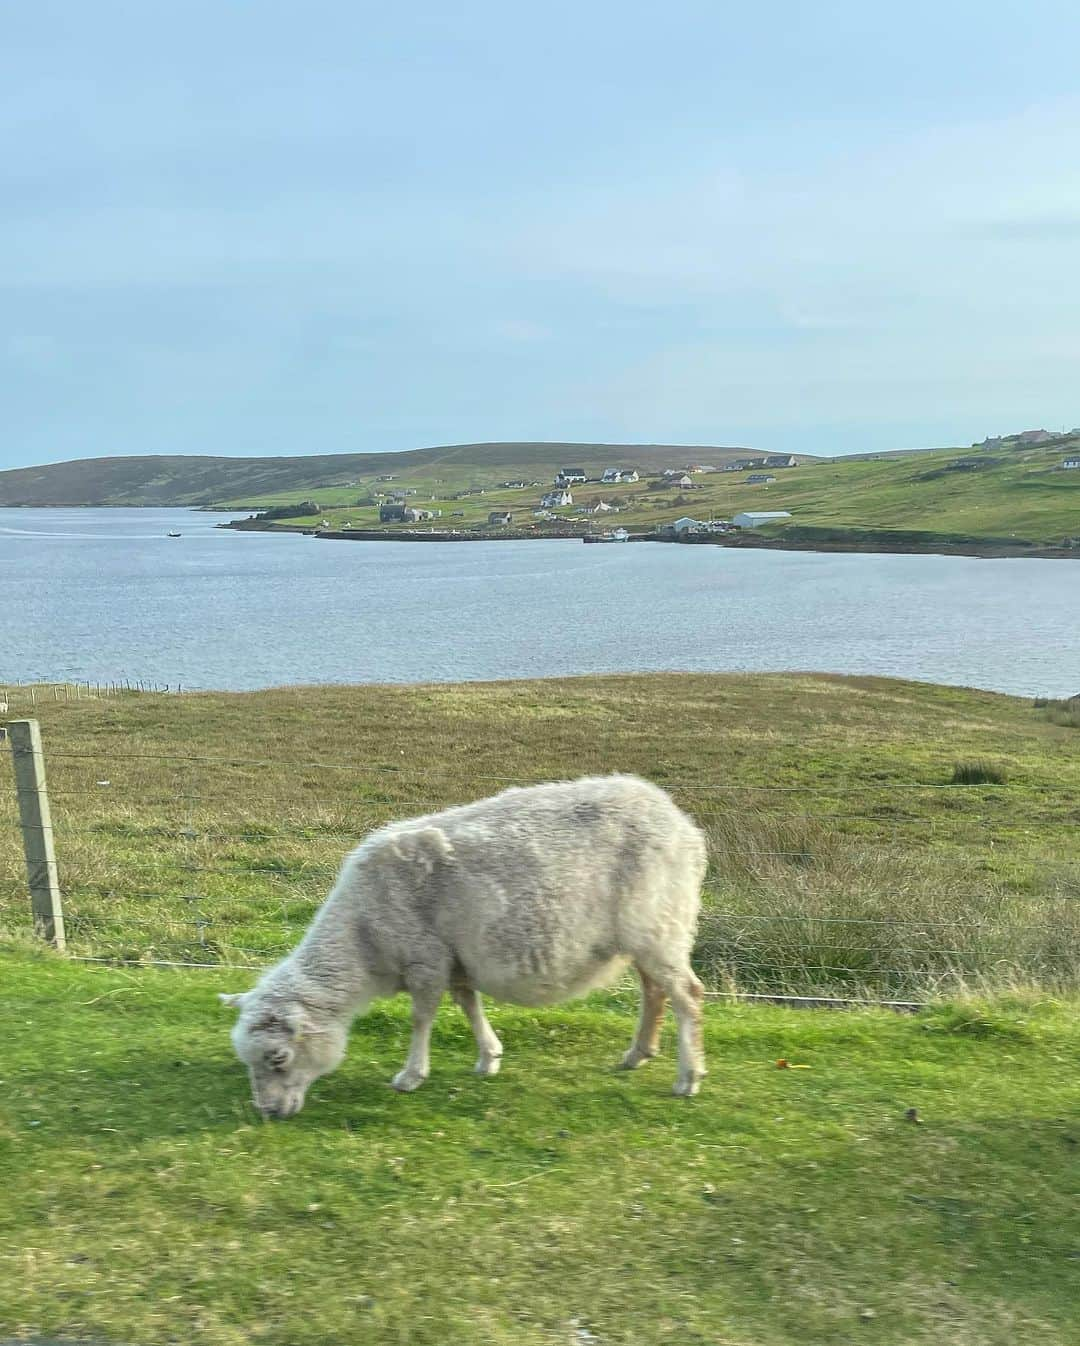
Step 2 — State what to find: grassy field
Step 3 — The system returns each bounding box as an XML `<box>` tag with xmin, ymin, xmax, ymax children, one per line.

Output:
<box><xmin>2</xmin><ymin>675</ymin><xmax>1079</xmax><ymax>1344</ymax></box>
<box><xmin>219</xmin><ymin>436</ymin><xmax>1080</xmax><ymax>546</ymax></box>
<box><xmin>1</xmin><ymin>673</ymin><xmax>1078</xmax><ymax>998</ymax></box>
<box><xmin>2</xmin><ymin>955</ymin><xmax>1078</xmax><ymax>1345</ymax></box>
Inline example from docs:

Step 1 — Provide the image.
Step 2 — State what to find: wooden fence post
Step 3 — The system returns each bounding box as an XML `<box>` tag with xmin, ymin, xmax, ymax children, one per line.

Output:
<box><xmin>8</xmin><ymin>719</ymin><xmax>65</xmax><ymax>950</ymax></box>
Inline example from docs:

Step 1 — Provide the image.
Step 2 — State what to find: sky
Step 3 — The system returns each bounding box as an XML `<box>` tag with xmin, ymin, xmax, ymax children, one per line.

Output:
<box><xmin>3</xmin><ymin>1</ymin><xmax>1080</xmax><ymax>468</ymax></box>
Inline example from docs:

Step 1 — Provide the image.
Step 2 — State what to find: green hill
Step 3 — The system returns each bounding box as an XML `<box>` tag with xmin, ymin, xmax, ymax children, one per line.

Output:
<box><xmin>3</xmin><ymin>432</ymin><xmax>1077</xmax><ymax>544</ymax></box>
<box><xmin>229</xmin><ymin>435</ymin><xmax>1080</xmax><ymax>546</ymax></box>
<box><xmin>0</xmin><ymin>442</ymin><xmax>769</xmax><ymax>507</ymax></box>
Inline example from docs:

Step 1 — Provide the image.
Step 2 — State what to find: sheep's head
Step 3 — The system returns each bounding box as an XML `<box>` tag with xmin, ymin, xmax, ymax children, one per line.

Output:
<box><xmin>219</xmin><ymin>991</ymin><xmax>347</xmax><ymax>1119</ymax></box>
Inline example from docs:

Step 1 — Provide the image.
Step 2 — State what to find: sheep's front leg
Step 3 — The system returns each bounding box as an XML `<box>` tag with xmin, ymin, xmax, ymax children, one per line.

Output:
<box><xmin>391</xmin><ymin>984</ymin><xmax>442</xmax><ymax>1092</ymax></box>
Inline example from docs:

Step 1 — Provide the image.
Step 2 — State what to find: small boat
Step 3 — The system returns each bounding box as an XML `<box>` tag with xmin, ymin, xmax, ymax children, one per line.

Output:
<box><xmin>583</xmin><ymin>527</ymin><xmax>630</xmax><ymax>544</ymax></box>
<box><xmin>167</xmin><ymin>531</ymin><xmax>182</xmax><ymax>538</ymax></box>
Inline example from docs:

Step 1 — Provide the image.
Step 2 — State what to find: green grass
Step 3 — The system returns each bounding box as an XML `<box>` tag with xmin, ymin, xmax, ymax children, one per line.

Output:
<box><xmin>951</xmin><ymin>761</ymin><xmax>1010</xmax><ymax>786</ymax></box>
<box><xmin>1</xmin><ymin>674</ymin><xmax>1078</xmax><ymax>998</ymax></box>
<box><xmin>1</xmin><ymin>952</ymin><xmax>1078</xmax><ymax>1345</ymax></box>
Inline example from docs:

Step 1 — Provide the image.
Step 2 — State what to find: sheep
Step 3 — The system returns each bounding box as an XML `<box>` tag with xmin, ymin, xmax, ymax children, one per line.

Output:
<box><xmin>220</xmin><ymin>773</ymin><xmax>708</xmax><ymax>1118</ymax></box>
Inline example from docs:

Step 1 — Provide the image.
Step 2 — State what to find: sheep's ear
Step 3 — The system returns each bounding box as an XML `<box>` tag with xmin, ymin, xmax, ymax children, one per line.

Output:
<box><xmin>390</xmin><ymin>826</ymin><xmax>453</xmax><ymax>875</ymax></box>
<box><xmin>218</xmin><ymin>991</ymin><xmax>248</xmax><ymax>1009</ymax></box>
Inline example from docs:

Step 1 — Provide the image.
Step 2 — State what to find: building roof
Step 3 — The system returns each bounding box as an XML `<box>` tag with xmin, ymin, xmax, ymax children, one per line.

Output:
<box><xmin>734</xmin><ymin>510</ymin><xmax>792</xmax><ymax>522</ymax></box>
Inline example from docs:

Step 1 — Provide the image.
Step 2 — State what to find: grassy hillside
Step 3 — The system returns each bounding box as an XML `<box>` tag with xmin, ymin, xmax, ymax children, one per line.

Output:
<box><xmin>1</xmin><ymin>674</ymin><xmax>1077</xmax><ymax>998</ymax></box>
<box><xmin>0</xmin><ymin>442</ymin><xmax>764</xmax><ymax>507</ymax></box>
<box><xmin>2</xmin><ymin>953</ymin><xmax>1077</xmax><ymax>1346</ymax></box>
<box><xmin>226</xmin><ymin>435</ymin><xmax>1080</xmax><ymax>544</ymax></box>
<box><xmin>5</xmin><ymin>433</ymin><xmax>1077</xmax><ymax>543</ymax></box>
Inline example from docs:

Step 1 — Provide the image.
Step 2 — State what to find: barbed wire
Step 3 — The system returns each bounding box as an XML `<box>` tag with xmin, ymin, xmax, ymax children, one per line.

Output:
<box><xmin>68</xmin><ymin>955</ymin><xmax>261</xmax><ymax>971</ymax></box>
<box><xmin>52</xmin><ymin>956</ymin><xmax>929</xmax><ymax>1008</ymax></box>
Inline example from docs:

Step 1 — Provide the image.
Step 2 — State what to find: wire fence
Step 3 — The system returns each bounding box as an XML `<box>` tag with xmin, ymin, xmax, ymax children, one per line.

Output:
<box><xmin>3</xmin><ymin>727</ymin><xmax>1078</xmax><ymax>1004</ymax></box>
<box><xmin>0</xmin><ymin>680</ymin><xmax>184</xmax><ymax>708</ymax></box>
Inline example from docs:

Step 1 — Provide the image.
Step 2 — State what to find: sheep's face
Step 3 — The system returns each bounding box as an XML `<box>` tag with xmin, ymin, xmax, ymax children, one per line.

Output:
<box><xmin>220</xmin><ymin>993</ymin><xmax>347</xmax><ymax>1119</ymax></box>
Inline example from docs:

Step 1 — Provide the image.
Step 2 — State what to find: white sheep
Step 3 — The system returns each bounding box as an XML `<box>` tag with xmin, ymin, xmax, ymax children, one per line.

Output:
<box><xmin>220</xmin><ymin>774</ymin><xmax>708</xmax><ymax>1117</ymax></box>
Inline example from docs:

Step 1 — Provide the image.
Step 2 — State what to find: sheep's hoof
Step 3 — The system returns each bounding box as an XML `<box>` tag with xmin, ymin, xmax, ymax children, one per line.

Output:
<box><xmin>474</xmin><ymin>1054</ymin><xmax>502</xmax><ymax>1078</ymax></box>
<box><xmin>617</xmin><ymin>1046</ymin><xmax>658</xmax><ymax>1071</ymax></box>
<box><xmin>672</xmin><ymin>1074</ymin><xmax>703</xmax><ymax>1097</ymax></box>
<box><xmin>391</xmin><ymin>1069</ymin><xmax>428</xmax><ymax>1093</ymax></box>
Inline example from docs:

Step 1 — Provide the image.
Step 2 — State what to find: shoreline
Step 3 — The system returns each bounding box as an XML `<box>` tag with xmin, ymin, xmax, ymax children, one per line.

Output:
<box><xmin>220</xmin><ymin>516</ymin><xmax>1080</xmax><ymax>560</ymax></box>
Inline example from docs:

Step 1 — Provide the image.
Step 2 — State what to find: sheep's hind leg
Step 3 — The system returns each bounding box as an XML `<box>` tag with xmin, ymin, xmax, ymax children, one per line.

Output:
<box><xmin>450</xmin><ymin>982</ymin><xmax>503</xmax><ymax>1077</ymax></box>
<box><xmin>633</xmin><ymin>960</ymin><xmax>706</xmax><ymax>1096</ymax></box>
<box><xmin>617</xmin><ymin>965</ymin><xmax>667</xmax><ymax>1070</ymax></box>
<box><xmin>668</xmin><ymin>970</ymin><xmax>706</xmax><ymax>1096</ymax></box>
<box><xmin>391</xmin><ymin>982</ymin><xmax>443</xmax><ymax>1092</ymax></box>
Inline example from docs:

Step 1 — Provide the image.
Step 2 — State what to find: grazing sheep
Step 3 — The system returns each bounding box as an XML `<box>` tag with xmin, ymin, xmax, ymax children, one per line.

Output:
<box><xmin>220</xmin><ymin>774</ymin><xmax>707</xmax><ymax>1117</ymax></box>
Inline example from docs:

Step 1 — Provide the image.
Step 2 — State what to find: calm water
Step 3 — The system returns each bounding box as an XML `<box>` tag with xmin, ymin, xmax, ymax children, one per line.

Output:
<box><xmin>2</xmin><ymin>507</ymin><xmax>1077</xmax><ymax>696</ymax></box>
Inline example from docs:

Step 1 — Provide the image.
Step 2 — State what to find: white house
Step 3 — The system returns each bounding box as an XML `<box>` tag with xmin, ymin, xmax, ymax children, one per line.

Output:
<box><xmin>1062</xmin><ymin>457</ymin><xmax>1080</xmax><ymax>469</ymax></box>
<box><xmin>667</xmin><ymin>516</ymin><xmax>704</xmax><ymax>534</ymax></box>
<box><xmin>556</xmin><ymin>467</ymin><xmax>587</xmax><ymax>484</ymax></box>
<box><xmin>541</xmin><ymin>488</ymin><xmax>573</xmax><ymax>508</ymax></box>
<box><xmin>733</xmin><ymin>511</ymin><xmax>792</xmax><ymax>529</ymax></box>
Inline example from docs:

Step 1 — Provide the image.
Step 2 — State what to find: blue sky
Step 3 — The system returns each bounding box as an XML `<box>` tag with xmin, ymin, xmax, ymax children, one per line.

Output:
<box><xmin>3</xmin><ymin>1</ymin><xmax>1080</xmax><ymax>467</ymax></box>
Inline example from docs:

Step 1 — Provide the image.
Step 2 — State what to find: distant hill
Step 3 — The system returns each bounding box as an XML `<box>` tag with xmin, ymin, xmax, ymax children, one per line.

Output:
<box><xmin>220</xmin><ymin>433</ymin><xmax>1080</xmax><ymax>546</ymax></box>
<box><xmin>4</xmin><ymin>435</ymin><xmax>1076</xmax><ymax>546</ymax></box>
<box><xmin>0</xmin><ymin>442</ymin><xmax>785</xmax><ymax>507</ymax></box>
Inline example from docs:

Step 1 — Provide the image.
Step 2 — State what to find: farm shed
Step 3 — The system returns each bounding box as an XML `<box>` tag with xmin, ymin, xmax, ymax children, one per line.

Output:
<box><xmin>733</xmin><ymin>511</ymin><xmax>792</xmax><ymax>529</ymax></box>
